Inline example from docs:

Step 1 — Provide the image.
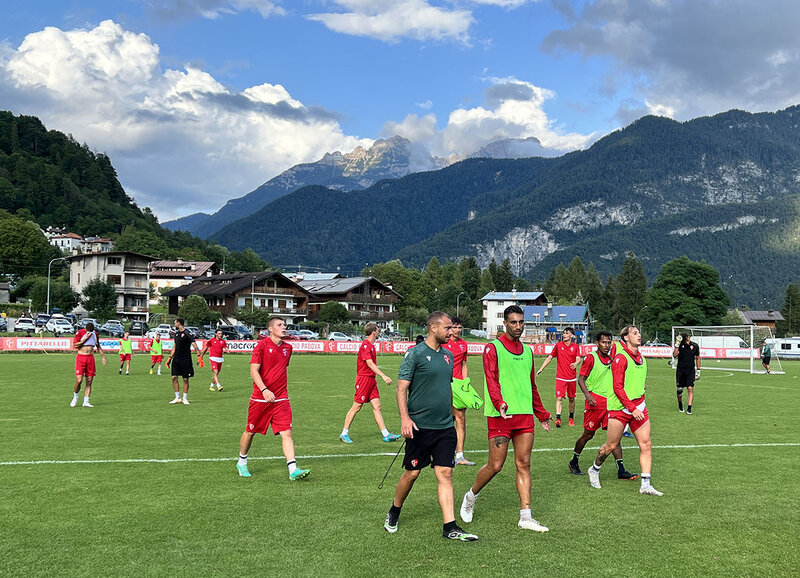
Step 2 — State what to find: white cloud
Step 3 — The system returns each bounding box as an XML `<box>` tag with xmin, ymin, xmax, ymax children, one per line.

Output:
<box><xmin>416</xmin><ymin>99</ymin><xmax>434</xmax><ymax>110</ymax></box>
<box><xmin>150</xmin><ymin>0</ymin><xmax>285</xmax><ymax>20</ymax></box>
<box><xmin>0</xmin><ymin>20</ymin><xmax>369</xmax><ymax>220</ymax></box>
<box><xmin>381</xmin><ymin>113</ymin><xmax>438</xmax><ymax>142</ymax></box>
<box><xmin>307</xmin><ymin>0</ymin><xmax>473</xmax><ymax>43</ymax></box>
<box><xmin>542</xmin><ymin>0</ymin><xmax>800</xmax><ymax>121</ymax></box>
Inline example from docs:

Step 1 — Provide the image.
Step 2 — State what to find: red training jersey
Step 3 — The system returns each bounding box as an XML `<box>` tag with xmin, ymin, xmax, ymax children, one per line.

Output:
<box><xmin>442</xmin><ymin>337</ymin><xmax>468</xmax><ymax>380</ymax></box>
<box><xmin>208</xmin><ymin>337</ymin><xmax>227</xmax><ymax>358</ymax></box>
<box><xmin>356</xmin><ymin>339</ymin><xmax>377</xmax><ymax>378</ymax></box>
<box><xmin>250</xmin><ymin>338</ymin><xmax>293</xmax><ymax>399</ymax></box>
<box><xmin>611</xmin><ymin>342</ymin><xmax>645</xmax><ymax>412</ymax></box>
<box><xmin>551</xmin><ymin>340</ymin><xmax>581</xmax><ymax>380</ymax></box>
<box><xmin>483</xmin><ymin>334</ymin><xmax>550</xmax><ymax>421</ymax></box>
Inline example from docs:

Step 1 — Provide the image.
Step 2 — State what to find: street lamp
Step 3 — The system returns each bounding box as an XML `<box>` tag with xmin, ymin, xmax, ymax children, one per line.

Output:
<box><xmin>633</xmin><ymin>305</ymin><xmax>648</xmax><ymax>326</ymax></box>
<box><xmin>456</xmin><ymin>291</ymin><xmax>465</xmax><ymax>317</ymax></box>
<box><xmin>46</xmin><ymin>257</ymin><xmax>69</xmax><ymax>315</ymax></box>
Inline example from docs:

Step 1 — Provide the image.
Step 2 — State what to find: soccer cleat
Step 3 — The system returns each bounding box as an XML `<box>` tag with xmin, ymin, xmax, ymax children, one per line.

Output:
<box><xmin>443</xmin><ymin>525</ymin><xmax>478</xmax><ymax>541</ymax></box>
<box><xmin>69</xmin><ymin>397</ymin><xmax>78</xmax><ymax>407</ymax></box>
<box><xmin>382</xmin><ymin>433</ymin><xmax>401</xmax><ymax>442</ymax></box>
<box><xmin>568</xmin><ymin>418</ymin><xmax>575</xmax><ymax>426</ymax></box>
<box><xmin>384</xmin><ymin>511</ymin><xmax>399</xmax><ymax>533</ymax></box>
<box><xmin>236</xmin><ymin>463</ymin><xmax>251</xmax><ymax>477</ymax></box>
<box><xmin>340</xmin><ymin>434</ymin><xmax>353</xmax><ymax>444</ymax></box>
<box><xmin>217</xmin><ymin>385</ymin><xmax>223</xmax><ymax>392</ymax></box>
<box><xmin>687</xmin><ymin>408</ymin><xmax>692</xmax><ymax>415</ymax></box>
<box><xmin>119</xmin><ymin>368</ymin><xmax>122</xmax><ymax>374</ymax></box>
<box><xmin>460</xmin><ymin>492</ymin><xmax>476</xmax><ymax>523</ymax></box>
<box><xmin>455</xmin><ymin>457</ymin><xmax>476</xmax><ymax>466</ymax></box>
<box><xmin>289</xmin><ymin>468</ymin><xmax>310</xmax><ymax>481</ymax></box>
<box><xmin>182</xmin><ymin>398</ymin><xmax>190</xmax><ymax>405</ymax></box>
<box><xmin>588</xmin><ymin>467</ymin><xmax>602</xmax><ymax>489</ymax></box>
<box><xmin>149</xmin><ymin>368</ymin><xmax>153</xmax><ymax>375</ymax></box>
<box><xmin>639</xmin><ymin>486</ymin><xmax>664</xmax><ymax>496</ymax></box>
<box><xmin>82</xmin><ymin>401</ymin><xmax>93</xmax><ymax>408</ymax></box>
<box><xmin>157</xmin><ymin>371</ymin><xmax>161</xmax><ymax>376</ymax></box>
<box><xmin>210</xmin><ymin>386</ymin><xmax>216</xmax><ymax>391</ymax></box>
<box><xmin>169</xmin><ymin>397</ymin><xmax>182</xmax><ymax>404</ymax></box>
<box><xmin>518</xmin><ymin>518</ymin><xmax>549</xmax><ymax>532</ymax></box>
<box><xmin>568</xmin><ymin>461</ymin><xmax>583</xmax><ymax>475</ymax></box>
<box><xmin>622</xmin><ymin>430</ymin><xmax>634</xmax><ymax>438</ymax></box>
<box><xmin>555</xmin><ymin>418</ymin><xmax>561</xmax><ymax>428</ymax></box>
<box><xmin>618</xmin><ymin>470</ymin><xmax>639</xmax><ymax>481</ymax></box>
<box><xmin>125</xmin><ymin>371</ymin><xmax>129</xmax><ymax>375</ymax></box>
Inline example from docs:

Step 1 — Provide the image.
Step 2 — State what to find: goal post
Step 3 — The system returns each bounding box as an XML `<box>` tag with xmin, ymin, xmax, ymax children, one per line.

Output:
<box><xmin>671</xmin><ymin>325</ymin><xmax>785</xmax><ymax>375</ymax></box>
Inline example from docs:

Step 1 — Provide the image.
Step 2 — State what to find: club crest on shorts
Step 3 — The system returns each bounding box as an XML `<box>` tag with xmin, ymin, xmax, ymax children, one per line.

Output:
<box><xmin>411</xmin><ymin>459</ymin><xmax>418</xmax><ymax>467</ymax></box>
<box><xmin>249</xmin><ymin>423</ymin><xmax>255</xmax><ymax>430</ymax></box>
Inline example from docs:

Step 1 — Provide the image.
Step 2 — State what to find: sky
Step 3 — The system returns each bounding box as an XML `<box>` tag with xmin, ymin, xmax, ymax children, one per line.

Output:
<box><xmin>2</xmin><ymin>0</ymin><xmax>800</xmax><ymax>221</ymax></box>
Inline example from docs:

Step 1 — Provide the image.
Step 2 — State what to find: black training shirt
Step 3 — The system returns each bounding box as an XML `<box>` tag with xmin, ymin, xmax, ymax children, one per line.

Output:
<box><xmin>173</xmin><ymin>330</ymin><xmax>195</xmax><ymax>357</ymax></box>
<box><xmin>676</xmin><ymin>341</ymin><xmax>700</xmax><ymax>370</ymax></box>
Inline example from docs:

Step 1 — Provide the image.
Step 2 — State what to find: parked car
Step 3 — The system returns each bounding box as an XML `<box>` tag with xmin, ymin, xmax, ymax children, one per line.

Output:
<box><xmin>0</xmin><ymin>317</ymin><xmax>6</xmax><ymax>331</ymax></box>
<box><xmin>297</xmin><ymin>329</ymin><xmax>319</xmax><ymax>340</ymax></box>
<box><xmin>283</xmin><ymin>329</ymin><xmax>300</xmax><ymax>340</ymax></box>
<box><xmin>35</xmin><ymin>314</ymin><xmax>50</xmax><ymax>328</ymax></box>
<box><xmin>216</xmin><ymin>326</ymin><xmax>241</xmax><ymax>340</ymax></box>
<box><xmin>185</xmin><ymin>326</ymin><xmax>201</xmax><ymax>338</ymax></box>
<box><xmin>77</xmin><ymin>317</ymin><xmax>97</xmax><ymax>329</ymax></box>
<box><xmin>45</xmin><ymin>317</ymin><xmax>74</xmax><ymax>334</ymax></box>
<box><xmin>328</xmin><ymin>331</ymin><xmax>354</xmax><ymax>342</ymax></box>
<box><xmin>99</xmin><ymin>320</ymin><xmax>125</xmax><ymax>337</ymax></box>
<box><xmin>129</xmin><ymin>321</ymin><xmax>150</xmax><ymax>336</ymax></box>
<box><xmin>15</xmin><ymin>317</ymin><xmax>36</xmax><ymax>332</ymax></box>
<box><xmin>64</xmin><ymin>313</ymin><xmax>77</xmax><ymax>325</ymax></box>
<box><xmin>234</xmin><ymin>325</ymin><xmax>253</xmax><ymax>340</ymax></box>
<box><xmin>145</xmin><ymin>326</ymin><xmax>172</xmax><ymax>339</ymax></box>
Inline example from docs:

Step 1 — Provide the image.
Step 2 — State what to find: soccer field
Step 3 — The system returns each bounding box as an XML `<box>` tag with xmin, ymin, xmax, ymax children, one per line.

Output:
<box><xmin>2</xmin><ymin>352</ymin><xmax>798</xmax><ymax>577</ymax></box>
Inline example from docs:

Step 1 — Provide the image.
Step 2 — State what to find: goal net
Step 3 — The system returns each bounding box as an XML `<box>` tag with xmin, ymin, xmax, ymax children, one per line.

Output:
<box><xmin>671</xmin><ymin>325</ymin><xmax>785</xmax><ymax>375</ymax></box>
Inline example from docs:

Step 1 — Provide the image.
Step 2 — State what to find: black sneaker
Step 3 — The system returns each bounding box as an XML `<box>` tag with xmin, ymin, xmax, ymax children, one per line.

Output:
<box><xmin>568</xmin><ymin>461</ymin><xmax>584</xmax><ymax>475</ymax></box>
<box><xmin>384</xmin><ymin>511</ymin><xmax>399</xmax><ymax>533</ymax></box>
<box><xmin>443</xmin><ymin>525</ymin><xmax>478</xmax><ymax>541</ymax></box>
<box><xmin>687</xmin><ymin>408</ymin><xmax>692</xmax><ymax>415</ymax></box>
<box><xmin>618</xmin><ymin>470</ymin><xmax>639</xmax><ymax>481</ymax></box>
<box><xmin>678</xmin><ymin>401</ymin><xmax>684</xmax><ymax>412</ymax></box>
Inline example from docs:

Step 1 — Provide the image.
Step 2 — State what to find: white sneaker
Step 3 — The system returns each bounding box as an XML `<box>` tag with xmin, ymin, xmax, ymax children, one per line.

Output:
<box><xmin>169</xmin><ymin>397</ymin><xmax>182</xmax><ymax>404</ymax></box>
<box><xmin>518</xmin><ymin>518</ymin><xmax>549</xmax><ymax>532</ymax></box>
<box><xmin>70</xmin><ymin>397</ymin><xmax>78</xmax><ymax>407</ymax></box>
<box><xmin>182</xmin><ymin>397</ymin><xmax>190</xmax><ymax>405</ymax></box>
<box><xmin>460</xmin><ymin>492</ymin><xmax>476</xmax><ymax>523</ymax></box>
<box><xmin>588</xmin><ymin>467</ymin><xmax>602</xmax><ymax>489</ymax></box>
<box><xmin>82</xmin><ymin>401</ymin><xmax>93</xmax><ymax>408</ymax></box>
<box><xmin>639</xmin><ymin>485</ymin><xmax>664</xmax><ymax>496</ymax></box>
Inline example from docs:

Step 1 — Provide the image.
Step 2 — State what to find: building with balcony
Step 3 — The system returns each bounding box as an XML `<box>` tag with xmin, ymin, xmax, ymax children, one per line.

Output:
<box><xmin>81</xmin><ymin>236</ymin><xmax>114</xmax><ymax>253</ymax></box>
<box><xmin>299</xmin><ymin>276</ymin><xmax>401</xmax><ymax>330</ymax></box>
<box><xmin>149</xmin><ymin>260</ymin><xmax>219</xmax><ymax>304</ymax></box>
<box><xmin>48</xmin><ymin>232</ymin><xmax>84</xmax><ymax>252</ymax></box>
<box><xmin>522</xmin><ymin>305</ymin><xmax>591</xmax><ymax>344</ymax></box>
<box><xmin>67</xmin><ymin>252</ymin><xmax>157</xmax><ymax>321</ymax></box>
<box><xmin>163</xmin><ymin>271</ymin><xmax>310</xmax><ymax>324</ymax></box>
<box><xmin>481</xmin><ymin>290</ymin><xmax>549</xmax><ymax>339</ymax></box>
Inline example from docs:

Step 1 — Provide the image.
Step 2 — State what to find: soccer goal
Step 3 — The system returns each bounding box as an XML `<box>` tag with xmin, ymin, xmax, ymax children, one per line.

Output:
<box><xmin>671</xmin><ymin>325</ymin><xmax>785</xmax><ymax>374</ymax></box>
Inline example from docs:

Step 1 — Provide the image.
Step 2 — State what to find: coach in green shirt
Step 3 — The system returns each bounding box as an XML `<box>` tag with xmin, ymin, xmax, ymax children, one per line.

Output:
<box><xmin>383</xmin><ymin>312</ymin><xmax>478</xmax><ymax>542</ymax></box>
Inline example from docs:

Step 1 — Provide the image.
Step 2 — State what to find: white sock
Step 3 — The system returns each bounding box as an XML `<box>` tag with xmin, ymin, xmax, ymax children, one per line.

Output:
<box><xmin>590</xmin><ymin>463</ymin><xmax>601</xmax><ymax>472</ymax></box>
<box><xmin>456</xmin><ymin>452</ymin><xmax>464</xmax><ymax>460</ymax></box>
<box><xmin>157</xmin><ymin>369</ymin><xmax>161</xmax><ymax>374</ymax></box>
<box><xmin>211</xmin><ymin>382</ymin><xmax>215</xmax><ymax>387</ymax></box>
<box><xmin>182</xmin><ymin>393</ymin><xmax>188</xmax><ymax>399</ymax></box>
<box><xmin>520</xmin><ymin>508</ymin><xmax>532</xmax><ymax>520</ymax></box>
<box><xmin>174</xmin><ymin>392</ymin><xmax>181</xmax><ymax>398</ymax></box>
<box><xmin>381</xmin><ymin>428</ymin><xmax>390</xmax><ymax>437</ymax></box>
<box><xmin>217</xmin><ymin>382</ymin><xmax>222</xmax><ymax>387</ymax></box>
<box><xmin>466</xmin><ymin>489</ymin><xmax>478</xmax><ymax>501</ymax></box>
<box><xmin>287</xmin><ymin>460</ymin><xmax>298</xmax><ymax>474</ymax></box>
<box><xmin>238</xmin><ymin>454</ymin><xmax>247</xmax><ymax>466</ymax></box>
<box><xmin>73</xmin><ymin>393</ymin><xmax>79</xmax><ymax>400</ymax></box>
<box><xmin>83</xmin><ymin>396</ymin><xmax>89</xmax><ymax>403</ymax></box>
<box><xmin>641</xmin><ymin>473</ymin><xmax>651</xmax><ymax>488</ymax></box>
<box><xmin>341</xmin><ymin>428</ymin><xmax>349</xmax><ymax>436</ymax></box>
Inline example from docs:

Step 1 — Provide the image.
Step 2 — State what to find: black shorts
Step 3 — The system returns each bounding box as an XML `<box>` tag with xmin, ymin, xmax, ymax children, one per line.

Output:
<box><xmin>762</xmin><ymin>357</ymin><xmax>771</xmax><ymax>365</ymax></box>
<box><xmin>676</xmin><ymin>369</ymin><xmax>695</xmax><ymax>389</ymax></box>
<box><xmin>171</xmin><ymin>356</ymin><xmax>194</xmax><ymax>378</ymax></box>
<box><xmin>402</xmin><ymin>427</ymin><xmax>457</xmax><ymax>470</ymax></box>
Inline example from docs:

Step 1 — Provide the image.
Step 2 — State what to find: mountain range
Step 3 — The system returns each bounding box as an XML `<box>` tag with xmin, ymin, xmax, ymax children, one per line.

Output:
<box><xmin>206</xmin><ymin>106</ymin><xmax>800</xmax><ymax>305</ymax></box>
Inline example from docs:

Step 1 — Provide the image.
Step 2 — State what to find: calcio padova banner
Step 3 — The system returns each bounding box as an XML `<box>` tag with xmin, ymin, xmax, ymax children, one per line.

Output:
<box><xmin>0</xmin><ymin>337</ymin><xmax>756</xmax><ymax>359</ymax></box>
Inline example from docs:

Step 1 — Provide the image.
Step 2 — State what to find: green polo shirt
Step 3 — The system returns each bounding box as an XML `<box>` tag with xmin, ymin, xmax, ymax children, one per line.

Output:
<box><xmin>398</xmin><ymin>342</ymin><xmax>455</xmax><ymax>430</ymax></box>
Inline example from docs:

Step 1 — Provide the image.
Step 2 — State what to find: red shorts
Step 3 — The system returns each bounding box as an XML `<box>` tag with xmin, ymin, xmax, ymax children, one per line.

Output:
<box><xmin>210</xmin><ymin>360</ymin><xmax>223</xmax><ymax>372</ymax></box>
<box><xmin>487</xmin><ymin>413</ymin><xmax>535</xmax><ymax>439</ymax></box>
<box><xmin>119</xmin><ymin>353</ymin><xmax>131</xmax><ymax>361</ymax></box>
<box><xmin>583</xmin><ymin>394</ymin><xmax>609</xmax><ymax>431</ymax></box>
<box><xmin>151</xmin><ymin>355</ymin><xmax>163</xmax><ymax>363</ymax></box>
<box><xmin>75</xmin><ymin>354</ymin><xmax>96</xmax><ymax>377</ymax></box>
<box><xmin>608</xmin><ymin>408</ymin><xmax>649</xmax><ymax>433</ymax></box>
<box><xmin>354</xmin><ymin>375</ymin><xmax>379</xmax><ymax>404</ymax></box>
<box><xmin>246</xmin><ymin>398</ymin><xmax>292</xmax><ymax>435</ymax></box>
<box><xmin>555</xmin><ymin>378</ymin><xmax>577</xmax><ymax>398</ymax></box>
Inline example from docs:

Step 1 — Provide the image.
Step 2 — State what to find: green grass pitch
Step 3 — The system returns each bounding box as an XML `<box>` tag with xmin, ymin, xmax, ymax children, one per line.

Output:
<box><xmin>1</xmin><ymin>351</ymin><xmax>798</xmax><ymax>577</ymax></box>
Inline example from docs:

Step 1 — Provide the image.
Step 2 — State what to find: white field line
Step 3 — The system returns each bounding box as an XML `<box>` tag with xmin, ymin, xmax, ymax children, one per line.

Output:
<box><xmin>1</xmin><ymin>442</ymin><xmax>798</xmax><ymax>467</ymax></box>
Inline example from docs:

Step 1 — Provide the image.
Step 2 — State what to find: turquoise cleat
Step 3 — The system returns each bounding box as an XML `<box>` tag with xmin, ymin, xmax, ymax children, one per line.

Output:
<box><xmin>340</xmin><ymin>433</ymin><xmax>353</xmax><ymax>444</ymax></box>
<box><xmin>289</xmin><ymin>468</ymin><xmax>310</xmax><ymax>481</ymax></box>
<box><xmin>382</xmin><ymin>433</ymin><xmax>401</xmax><ymax>442</ymax></box>
<box><xmin>237</xmin><ymin>463</ymin><xmax>251</xmax><ymax>477</ymax></box>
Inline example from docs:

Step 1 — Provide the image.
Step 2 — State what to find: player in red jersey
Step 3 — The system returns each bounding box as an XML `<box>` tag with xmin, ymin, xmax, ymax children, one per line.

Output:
<box><xmin>536</xmin><ymin>327</ymin><xmax>583</xmax><ymax>427</ymax></box>
<box><xmin>200</xmin><ymin>328</ymin><xmax>228</xmax><ymax>391</ymax></box>
<box><xmin>71</xmin><ymin>322</ymin><xmax>106</xmax><ymax>407</ymax></box>
<box><xmin>442</xmin><ymin>317</ymin><xmax>475</xmax><ymax>466</ymax></box>
<box><xmin>339</xmin><ymin>322</ymin><xmax>400</xmax><ymax>443</ymax></box>
<box><xmin>236</xmin><ymin>317</ymin><xmax>310</xmax><ymax>481</ymax></box>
